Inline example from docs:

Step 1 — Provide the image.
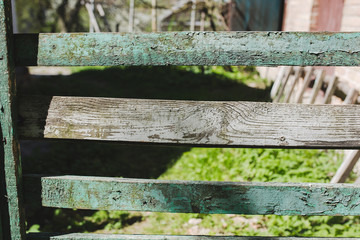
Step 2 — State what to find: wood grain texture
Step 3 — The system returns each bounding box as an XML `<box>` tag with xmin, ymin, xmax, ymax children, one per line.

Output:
<box><xmin>26</xmin><ymin>233</ymin><xmax>357</xmax><ymax>240</ymax></box>
<box><xmin>40</xmin><ymin>175</ymin><xmax>360</xmax><ymax>216</ymax></box>
<box><xmin>0</xmin><ymin>1</ymin><xmax>26</xmax><ymax>240</ymax></box>
<box><xmin>13</xmin><ymin>32</ymin><xmax>360</xmax><ymax>67</ymax></box>
<box><xmin>18</xmin><ymin>96</ymin><xmax>360</xmax><ymax>149</ymax></box>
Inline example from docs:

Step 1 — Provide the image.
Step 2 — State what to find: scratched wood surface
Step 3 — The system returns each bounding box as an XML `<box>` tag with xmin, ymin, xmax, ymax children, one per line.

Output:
<box><xmin>0</xmin><ymin>1</ymin><xmax>26</xmax><ymax>240</ymax></box>
<box><xmin>40</xmin><ymin>176</ymin><xmax>360</xmax><ymax>216</ymax></box>
<box><xmin>18</xmin><ymin>96</ymin><xmax>360</xmax><ymax>149</ymax></box>
<box><xmin>13</xmin><ymin>32</ymin><xmax>360</xmax><ymax>67</ymax></box>
<box><xmin>26</xmin><ymin>233</ymin><xmax>357</xmax><ymax>240</ymax></box>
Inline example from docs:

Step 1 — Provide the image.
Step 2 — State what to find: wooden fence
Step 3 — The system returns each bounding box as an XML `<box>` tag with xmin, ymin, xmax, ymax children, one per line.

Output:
<box><xmin>2</xmin><ymin>1</ymin><xmax>360</xmax><ymax>239</ymax></box>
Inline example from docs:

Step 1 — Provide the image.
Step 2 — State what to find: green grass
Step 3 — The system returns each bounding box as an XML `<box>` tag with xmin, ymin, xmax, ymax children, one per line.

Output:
<box><xmin>21</xmin><ymin>66</ymin><xmax>356</xmax><ymax>237</ymax></box>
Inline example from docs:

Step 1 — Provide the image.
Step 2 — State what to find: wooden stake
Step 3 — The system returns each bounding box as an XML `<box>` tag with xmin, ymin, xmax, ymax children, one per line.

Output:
<box><xmin>129</xmin><ymin>0</ymin><xmax>135</xmax><ymax>32</ymax></box>
<box><xmin>322</xmin><ymin>75</ymin><xmax>338</xmax><ymax>104</ymax></box>
<box><xmin>295</xmin><ymin>67</ymin><xmax>313</xmax><ymax>103</ymax></box>
<box><xmin>190</xmin><ymin>0</ymin><xmax>196</xmax><ymax>31</ymax></box>
<box><xmin>309</xmin><ymin>70</ymin><xmax>325</xmax><ymax>104</ymax></box>
<box><xmin>344</xmin><ymin>88</ymin><xmax>359</xmax><ymax>105</ymax></box>
<box><xmin>89</xmin><ymin>0</ymin><xmax>95</xmax><ymax>33</ymax></box>
<box><xmin>11</xmin><ymin>0</ymin><xmax>18</xmax><ymax>33</ymax></box>
<box><xmin>273</xmin><ymin>67</ymin><xmax>293</xmax><ymax>103</ymax></box>
<box><xmin>200</xmin><ymin>10</ymin><xmax>205</xmax><ymax>31</ymax></box>
<box><xmin>284</xmin><ymin>67</ymin><xmax>302</xmax><ymax>103</ymax></box>
<box><xmin>271</xmin><ymin>66</ymin><xmax>286</xmax><ymax>99</ymax></box>
<box><xmin>85</xmin><ymin>3</ymin><xmax>100</xmax><ymax>33</ymax></box>
<box><xmin>152</xmin><ymin>0</ymin><xmax>157</xmax><ymax>32</ymax></box>
<box><xmin>332</xmin><ymin>88</ymin><xmax>359</xmax><ymax>184</ymax></box>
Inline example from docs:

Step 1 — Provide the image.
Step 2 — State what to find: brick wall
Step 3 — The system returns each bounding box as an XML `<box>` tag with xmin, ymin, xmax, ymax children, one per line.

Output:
<box><xmin>260</xmin><ymin>0</ymin><xmax>360</xmax><ymax>95</ymax></box>
<box><xmin>283</xmin><ymin>0</ymin><xmax>313</xmax><ymax>31</ymax></box>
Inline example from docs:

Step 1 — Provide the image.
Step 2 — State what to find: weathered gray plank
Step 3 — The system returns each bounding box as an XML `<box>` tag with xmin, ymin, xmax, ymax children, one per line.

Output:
<box><xmin>14</xmin><ymin>32</ymin><xmax>360</xmax><ymax>67</ymax></box>
<box><xmin>26</xmin><ymin>233</ymin><xmax>357</xmax><ymax>240</ymax></box>
<box><xmin>18</xmin><ymin>96</ymin><xmax>360</xmax><ymax>149</ymax></box>
<box><xmin>41</xmin><ymin>175</ymin><xmax>360</xmax><ymax>216</ymax></box>
<box><xmin>0</xmin><ymin>2</ymin><xmax>26</xmax><ymax>240</ymax></box>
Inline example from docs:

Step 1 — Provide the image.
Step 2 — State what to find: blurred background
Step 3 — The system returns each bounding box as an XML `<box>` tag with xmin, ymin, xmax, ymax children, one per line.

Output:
<box><xmin>14</xmin><ymin>0</ymin><xmax>360</xmax><ymax>237</ymax></box>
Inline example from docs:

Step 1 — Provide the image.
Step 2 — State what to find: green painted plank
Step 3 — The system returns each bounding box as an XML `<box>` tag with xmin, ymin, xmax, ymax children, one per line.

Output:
<box><xmin>41</xmin><ymin>176</ymin><xmax>360</xmax><ymax>216</ymax></box>
<box><xmin>14</xmin><ymin>32</ymin><xmax>360</xmax><ymax>67</ymax></box>
<box><xmin>18</xmin><ymin>96</ymin><xmax>360</xmax><ymax>149</ymax></box>
<box><xmin>0</xmin><ymin>1</ymin><xmax>26</xmax><ymax>240</ymax></box>
<box><xmin>26</xmin><ymin>233</ymin><xmax>357</xmax><ymax>240</ymax></box>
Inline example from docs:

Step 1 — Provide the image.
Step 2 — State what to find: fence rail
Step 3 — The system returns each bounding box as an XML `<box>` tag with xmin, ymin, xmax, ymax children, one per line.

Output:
<box><xmin>27</xmin><ymin>175</ymin><xmax>360</xmax><ymax>216</ymax></box>
<box><xmin>18</xmin><ymin>96</ymin><xmax>360</xmax><ymax>149</ymax></box>
<box><xmin>14</xmin><ymin>32</ymin><xmax>360</xmax><ymax>67</ymax></box>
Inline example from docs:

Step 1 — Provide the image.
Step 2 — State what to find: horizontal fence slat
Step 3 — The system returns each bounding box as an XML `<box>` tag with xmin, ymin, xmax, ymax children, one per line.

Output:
<box><xmin>18</xmin><ymin>96</ymin><xmax>360</xmax><ymax>148</ymax></box>
<box><xmin>26</xmin><ymin>233</ymin><xmax>356</xmax><ymax>240</ymax></box>
<box><xmin>38</xmin><ymin>175</ymin><xmax>360</xmax><ymax>216</ymax></box>
<box><xmin>14</xmin><ymin>32</ymin><xmax>360</xmax><ymax>66</ymax></box>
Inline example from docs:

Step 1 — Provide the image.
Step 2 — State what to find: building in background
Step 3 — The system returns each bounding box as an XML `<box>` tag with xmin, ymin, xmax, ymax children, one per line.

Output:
<box><xmin>257</xmin><ymin>0</ymin><xmax>360</xmax><ymax>95</ymax></box>
<box><xmin>223</xmin><ymin>0</ymin><xmax>284</xmax><ymax>31</ymax></box>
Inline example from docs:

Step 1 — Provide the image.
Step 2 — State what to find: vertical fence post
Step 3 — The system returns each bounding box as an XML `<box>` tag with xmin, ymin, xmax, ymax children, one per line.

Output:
<box><xmin>85</xmin><ymin>1</ymin><xmax>101</xmax><ymax>33</ymax></box>
<box><xmin>200</xmin><ymin>10</ymin><xmax>205</xmax><ymax>31</ymax></box>
<box><xmin>129</xmin><ymin>0</ymin><xmax>135</xmax><ymax>32</ymax></box>
<box><xmin>10</xmin><ymin>0</ymin><xmax>17</xmax><ymax>33</ymax></box>
<box><xmin>190</xmin><ymin>0</ymin><xmax>196</xmax><ymax>31</ymax></box>
<box><xmin>151</xmin><ymin>0</ymin><xmax>157</xmax><ymax>32</ymax></box>
<box><xmin>0</xmin><ymin>1</ymin><xmax>26</xmax><ymax>240</ymax></box>
<box><xmin>89</xmin><ymin>0</ymin><xmax>95</xmax><ymax>32</ymax></box>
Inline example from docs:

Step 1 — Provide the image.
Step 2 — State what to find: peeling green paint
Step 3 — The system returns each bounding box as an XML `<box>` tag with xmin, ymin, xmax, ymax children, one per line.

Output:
<box><xmin>14</xmin><ymin>32</ymin><xmax>360</xmax><ymax>67</ymax></box>
<box><xmin>40</xmin><ymin>176</ymin><xmax>360</xmax><ymax>216</ymax></box>
<box><xmin>0</xmin><ymin>1</ymin><xmax>25</xmax><ymax>240</ymax></box>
